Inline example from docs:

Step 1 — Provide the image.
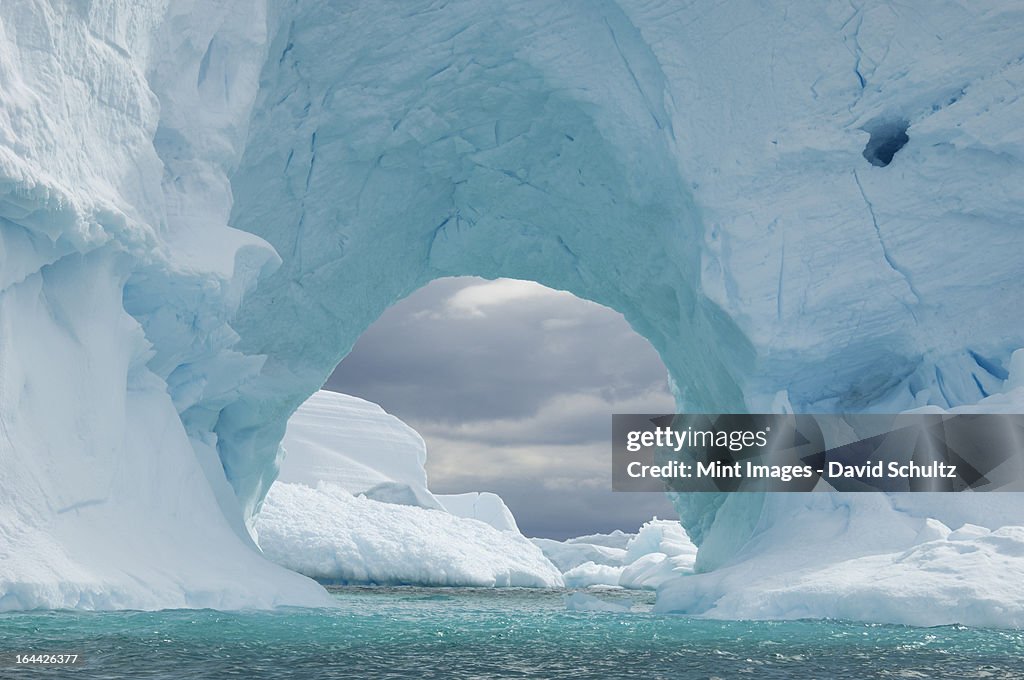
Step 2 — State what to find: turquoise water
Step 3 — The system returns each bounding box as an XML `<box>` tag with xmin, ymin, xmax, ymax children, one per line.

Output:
<box><xmin>1</xmin><ymin>587</ymin><xmax>1022</xmax><ymax>679</ymax></box>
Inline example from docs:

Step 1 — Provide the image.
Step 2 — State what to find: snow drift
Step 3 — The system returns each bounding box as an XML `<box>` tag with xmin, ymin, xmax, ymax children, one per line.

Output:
<box><xmin>1</xmin><ymin>0</ymin><xmax>1023</xmax><ymax>624</ymax></box>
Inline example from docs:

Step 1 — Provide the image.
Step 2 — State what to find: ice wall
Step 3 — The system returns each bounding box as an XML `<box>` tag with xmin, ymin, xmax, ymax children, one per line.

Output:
<box><xmin>1</xmin><ymin>0</ymin><xmax>1023</xmax><ymax>613</ymax></box>
<box><xmin>0</xmin><ymin>0</ymin><xmax>328</xmax><ymax>609</ymax></box>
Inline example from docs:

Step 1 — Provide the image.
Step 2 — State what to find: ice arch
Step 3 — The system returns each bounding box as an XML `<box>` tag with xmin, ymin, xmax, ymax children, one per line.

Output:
<box><xmin>206</xmin><ymin>1</ymin><xmax>1024</xmax><ymax>570</ymax></box>
<box><xmin>3</xmin><ymin>0</ymin><xmax>1024</xmax><ymax>610</ymax></box>
<box><xmin>215</xmin><ymin>1</ymin><xmax>763</xmax><ymax>556</ymax></box>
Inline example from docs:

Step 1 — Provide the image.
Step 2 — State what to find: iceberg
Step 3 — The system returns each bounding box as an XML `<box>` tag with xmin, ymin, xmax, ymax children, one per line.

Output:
<box><xmin>563</xmin><ymin>563</ymin><xmax>628</xmax><ymax>589</ymax></box>
<box><xmin>257</xmin><ymin>389</ymin><xmax>561</xmax><ymax>587</ymax></box>
<box><xmin>257</xmin><ymin>482</ymin><xmax>563</xmax><ymax>588</ymax></box>
<box><xmin>437</xmin><ymin>492</ymin><xmax>521</xmax><ymax>533</ymax></box>
<box><xmin>657</xmin><ymin>510</ymin><xmax>1024</xmax><ymax>628</ymax></box>
<box><xmin>539</xmin><ymin>519</ymin><xmax>697</xmax><ymax>590</ymax></box>
<box><xmin>277</xmin><ymin>390</ymin><xmax>441</xmax><ymax>509</ymax></box>
<box><xmin>561</xmin><ymin>531</ymin><xmax>634</xmax><ymax>551</ymax></box>
<box><xmin>532</xmin><ymin>539</ymin><xmax>629</xmax><ymax>574</ymax></box>
<box><xmin>0</xmin><ymin>0</ymin><xmax>1022</xmax><ymax>623</ymax></box>
<box><xmin>656</xmin><ymin>382</ymin><xmax>1024</xmax><ymax>627</ymax></box>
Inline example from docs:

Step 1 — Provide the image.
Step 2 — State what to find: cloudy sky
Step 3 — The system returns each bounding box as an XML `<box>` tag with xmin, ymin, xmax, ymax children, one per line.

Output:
<box><xmin>325</xmin><ymin>277</ymin><xmax>678</xmax><ymax>539</ymax></box>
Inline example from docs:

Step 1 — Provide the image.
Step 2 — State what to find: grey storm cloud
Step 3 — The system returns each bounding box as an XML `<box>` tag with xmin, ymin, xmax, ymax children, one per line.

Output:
<box><xmin>325</xmin><ymin>277</ymin><xmax>679</xmax><ymax>539</ymax></box>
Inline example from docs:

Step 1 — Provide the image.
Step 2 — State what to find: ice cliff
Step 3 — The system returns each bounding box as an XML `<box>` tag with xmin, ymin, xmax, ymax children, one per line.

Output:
<box><xmin>1</xmin><ymin>0</ymin><xmax>1023</xmax><ymax>622</ymax></box>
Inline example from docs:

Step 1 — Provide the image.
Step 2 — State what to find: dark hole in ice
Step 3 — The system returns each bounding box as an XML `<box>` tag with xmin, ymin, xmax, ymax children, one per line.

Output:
<box><xmin>862</xmin><ymin>119</ymin><xmax>910</xmax><ymax>167</ymax></box>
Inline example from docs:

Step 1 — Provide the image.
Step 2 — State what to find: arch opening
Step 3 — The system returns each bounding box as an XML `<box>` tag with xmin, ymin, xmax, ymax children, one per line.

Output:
<box><xmin>319</xmin><ymin>275</ymin><xmax>679</xmax><ymax>540</ymax></box>
<box><xmin>213</xmin><ymin>0</ymin><xmax>756</xmax><ymax>559</ymax></box>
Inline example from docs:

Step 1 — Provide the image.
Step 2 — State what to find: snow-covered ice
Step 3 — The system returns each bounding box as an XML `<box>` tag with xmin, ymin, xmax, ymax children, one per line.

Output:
<box><xmin>257</xmin><ymin>482</ymin><xmax>562</xmax><ymax>587</ymax></box>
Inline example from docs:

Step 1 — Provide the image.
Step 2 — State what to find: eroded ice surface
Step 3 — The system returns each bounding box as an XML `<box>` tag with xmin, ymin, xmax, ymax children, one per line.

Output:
<box><xmin>1</xmin><ymin>0</ymin><xmax>1023</xmax><ymax>620</ymax></box>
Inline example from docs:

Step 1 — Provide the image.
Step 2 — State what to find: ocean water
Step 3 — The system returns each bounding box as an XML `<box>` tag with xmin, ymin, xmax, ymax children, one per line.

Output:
<box><xmin>1</xmin><ymin>587</ymin><xmax>1022</xmax><ymax>679</ymax></box>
